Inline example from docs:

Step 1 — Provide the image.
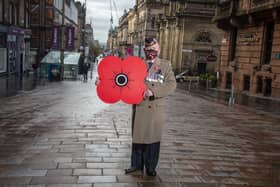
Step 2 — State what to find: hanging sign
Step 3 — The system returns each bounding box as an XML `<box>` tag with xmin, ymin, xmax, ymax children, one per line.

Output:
<box><xmin>52</xmin><ymin>25</ymin><xmax>60</xmax><ymax>50</ymax></box>
<box><xmin>207</xmin><ymin>54</ymin><xmax>217</xmax><ymax>62</ymax></box>
<box><xmin>66</xmin><ymin>26</ymin><xmax>75</xmax><ymax>51</ymax></box>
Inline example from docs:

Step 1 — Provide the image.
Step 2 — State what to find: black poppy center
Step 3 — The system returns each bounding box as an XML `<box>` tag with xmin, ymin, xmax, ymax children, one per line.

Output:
<box><xmin>115</xmin><ymin>73</ymin><xmax>128</xmax><ymax>87</ymax></box>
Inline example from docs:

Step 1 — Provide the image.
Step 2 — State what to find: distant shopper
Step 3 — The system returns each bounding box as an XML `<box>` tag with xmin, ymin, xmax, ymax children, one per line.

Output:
<box><xmin>82</xmin><ymin>61</ymin><xmax>90</xmax><ymax>82</ymax></box>
<box><xmin>79</xmin><ymin>53</ymin><xmax>85</xmax><ymax>75</ymax></box>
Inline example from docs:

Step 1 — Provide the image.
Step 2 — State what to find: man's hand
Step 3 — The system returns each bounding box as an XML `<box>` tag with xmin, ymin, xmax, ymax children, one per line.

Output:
<box><xmin>143</xmin><ymin>89</ymin><xmax>153</xmax><ymax>99</ymax></box>
<box><xmin>95</xmin><ymin>77</ymin><xmax>100</xmax><ymax>86</ymax></box>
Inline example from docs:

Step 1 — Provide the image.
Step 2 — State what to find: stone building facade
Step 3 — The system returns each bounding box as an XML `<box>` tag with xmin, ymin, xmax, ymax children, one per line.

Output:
<box><xmin>114</xmin><ymin>0</ymin><xmax>164</xmax><ymax>58</ymax></box>
<box><xmin>30</xmin><ymin>0</ymin><xmax>79</xmax><ymax>63</ymax></box>
<box><xmin>115</xmin><ymin>0</ymin><xmax>222</xmax><ymax>75</ymax></box>
<box><xmin>117</xmin><ymin>10</ymin><xmax>130</xmax><ymax>57</ymax></box>
<box><xmin>215</xmin><ymin>0</ymin><xmax>280</xmax><ymax>98</ymax></box>
<box><xmin>75</xmin><ymin>1</ymin><xmax>86</xmax><ymax>52</ymax></box>
<box><xmin>107</xmin><ymin>26</ymin><xmax>117</xmax><ymax>54</ymax></box>
<box><xmin>157</xmin><ymin>0</ymin><xmax>223</xmax><ymax>74</ymax></box>
<box><xmin>0</xmin><ymin>0</ymin><xmax>31</xmax><ymax>76</ymax></box>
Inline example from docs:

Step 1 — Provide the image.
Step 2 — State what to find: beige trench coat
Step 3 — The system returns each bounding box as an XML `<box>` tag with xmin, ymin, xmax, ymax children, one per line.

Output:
<box><xmin>132</xmin><ymin>57</ymin><xmax>176</xmax><ymax>144</ymax></box>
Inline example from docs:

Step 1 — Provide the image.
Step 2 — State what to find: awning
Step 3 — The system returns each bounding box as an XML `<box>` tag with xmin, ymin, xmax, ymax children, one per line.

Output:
<box><xmin>41</xmin><ymin>51</ymin><xmax>81</xmax><ymax>65</ymax></box>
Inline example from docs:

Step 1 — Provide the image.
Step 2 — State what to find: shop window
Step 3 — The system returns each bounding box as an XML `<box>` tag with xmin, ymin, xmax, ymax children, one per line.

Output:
<box><xmin>0</xmin><ymin>33</ymin><xmax>5</xmax><ymax>47</ymax></box>
<box><xmin>264</xmin><ymin>78</ymin><xmax>272</xmax><ymax>96</ymax></box>
<box><xmin>0</xmin><ymin>48</ymin><xmax>7</xmax><ymax>73</ymax></box>
<box><xmin>262</xmin><ymin>21</ymin><xmax>274</xmax><ymax>65</ymax></box>
<box><xmin>225</xmin><ymin>72</ymin><xmax>232</xmax><ymax>89</ymax></box>
<box><xmin>243</xmin><ymin>75</ymin><xmax>250</xmax><ymax>91</ymax></box>
<box><xmin>256</xmin><ymin>76</ymin><xmax>263</xmax><ymax>94</ymax></box>
<box><xmin>229</xmin><ymin>27</ymin><xmax>237</xmax><ymax>63</ymax></box>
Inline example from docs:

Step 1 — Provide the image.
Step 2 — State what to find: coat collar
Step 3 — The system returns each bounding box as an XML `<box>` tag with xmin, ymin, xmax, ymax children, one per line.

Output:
<box><xmin>146</xmin><ymin>57</ymin><xmax>160</xmax><ymax>66</ymax></box>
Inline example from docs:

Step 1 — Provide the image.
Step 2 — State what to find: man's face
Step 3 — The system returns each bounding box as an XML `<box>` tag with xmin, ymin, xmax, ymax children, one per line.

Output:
<box><xmin>145</xmin><ymin>49</ymin><xmax>158</xmax><ymax>60</ymax></box>
<box><xmin>144</xmin><ymin>43</ymin><xmax>160</xmax><ymax>60</ymax></box>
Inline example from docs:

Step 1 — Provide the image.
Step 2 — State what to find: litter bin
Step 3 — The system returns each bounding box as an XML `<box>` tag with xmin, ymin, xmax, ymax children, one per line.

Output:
<box><xmin>48</xmin><ymin>64</ymin><xmax>61</xmax><ymax>81</ymax></box>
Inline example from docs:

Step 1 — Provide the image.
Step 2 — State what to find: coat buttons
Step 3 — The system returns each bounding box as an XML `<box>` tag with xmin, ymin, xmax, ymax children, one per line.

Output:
<box><xmin>148</xmin><ymin>105</ymin><xmax>152</xmax><ymax>109</ymax></box>
<box><xmin>152</xmin><ymin>84</ymin><xmax>154</xmax><ymax>86</ymax></box>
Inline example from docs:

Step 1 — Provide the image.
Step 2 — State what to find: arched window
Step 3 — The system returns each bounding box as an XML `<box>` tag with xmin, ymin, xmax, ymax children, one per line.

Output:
<box><xmin>195</xmin><ymin>31</ymin><xmax>212</xmax><ymax>43</ymax></box>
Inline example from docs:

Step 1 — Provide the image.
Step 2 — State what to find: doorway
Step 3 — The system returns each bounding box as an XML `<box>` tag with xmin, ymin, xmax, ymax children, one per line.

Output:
<box><xmin>197</xmin><ymin>63</ymin><xmax>206</xmax><ymax>74</ymax></box>
<box><xmin>264</xmin><ymin>78</ymin><xmax>272</xmax><ymax>96</ymax></box>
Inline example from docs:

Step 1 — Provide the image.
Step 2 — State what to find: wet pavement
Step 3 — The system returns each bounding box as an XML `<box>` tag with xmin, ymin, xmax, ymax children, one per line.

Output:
<box><xmin>0</xmin><ymin>71</ymin><xmax>280</xmax><ymax>187</ymax></box>
<box><xmin>177</xmin><ymin>82</ymin><xmax>280</xmax><ymax>117</ymax></box>
<box><xmin>0</xmin><ymin>72</ymin><xmax>39</xmax><ymax>98</ymax></box>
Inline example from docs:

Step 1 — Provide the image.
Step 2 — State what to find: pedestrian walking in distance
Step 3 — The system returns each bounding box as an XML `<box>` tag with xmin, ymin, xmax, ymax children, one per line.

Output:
<box><xmin>125</xmin><ymin>37</ymin><xmax>176</xmax><ymax>176</ymax></box>
<box><xmin>82</xmin><ymin>61</ymin><xmax>90</xmax><ymax>82</ymax></box>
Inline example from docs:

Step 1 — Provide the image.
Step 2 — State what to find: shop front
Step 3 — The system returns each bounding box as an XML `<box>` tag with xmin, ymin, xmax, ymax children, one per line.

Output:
<box><xmin>0</xmin><ymin>25</ymin><xmax>7</xmax><ymax>75</ymax></box>
<box><xmin>7</xmin><ymin>26</ymin><xmax>26</xmax><ymax>76</ymax></box>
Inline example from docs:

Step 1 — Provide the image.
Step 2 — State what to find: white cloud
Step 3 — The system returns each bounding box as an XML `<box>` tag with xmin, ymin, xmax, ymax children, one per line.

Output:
<box><xmin>85</xmin><ymin>0</ymin><xmax>135</xmax><ymax>44</ymax></box>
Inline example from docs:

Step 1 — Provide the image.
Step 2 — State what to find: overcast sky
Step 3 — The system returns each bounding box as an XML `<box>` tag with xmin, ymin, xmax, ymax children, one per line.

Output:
<box><xmin>85</xmin><ymin>0</ymin><xmax>136</xmax><ymax>44</ymax></box>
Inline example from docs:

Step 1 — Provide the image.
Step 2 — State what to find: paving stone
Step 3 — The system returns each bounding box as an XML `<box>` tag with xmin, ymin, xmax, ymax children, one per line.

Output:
<box><xmin>30</xmin><ymin>176</ymin><xmax>78</xmax><ymax>184</ymax></box>
<box><xmin>138</xmin><ymin>183</ymin><xmax>183</xmax><ymax>187</ymax></box>
<box><xmin>0</xmin><ymin>185</ymin><xmax>45</xmax><ymax>187</ymax></box>
<box><xmin>87</xmin><ymin>163</ymin><xmax>124</xmax><ymax>169</ymax></box>
<box><xmin>0</xmin><ymin>177</ymin><xmax>32</xmax><ymax>184</ymax></box>
<box><xmin>159</xmin><ymin>176</ymin><xmax>200</xmax><ymax>183</ymax></box>
<box><xmin>94</xmin><ymin>183</ymin><xmax>138</xmax><ymax>187</ymax></box>
<box><xmin>25</xmin><ymin>162</ymin><xmax>58</xmax><ymax>170</ymax></box>
<box><xmin>46</xmin><ymin>169</ymin><xmax>73</xmax><ymax>176</ymax></box>
<box><xmin>117</xmin><ymin>175</ymin><xmax>160</xmax><ymax>183</ymax></box>
<box><xmin>78</xmin><ymin>176</ymin><xmax>116</xmax><ymax>183</ymax></box>
<box><xmin>58</xmin><ymin>163</ymin><xmax>86</xmax><ymax>169</ymax></box>
<box><xmin>0</xmin><ymin>168</ymin><xmax>47</xmax><ymax>177</ymax></box>
<box><xmin>47</xmin><ymin>185</ymin><xmax>91</xmax><ymax>187</ymax></box>
<box><xmin>72</xmin><ymin>157</ymin><xmax>102</xmax><ymax>163</ymax></box>
<box><xmin>102</xmin><ymin>169</ymin><xmax>125</xmax><ymax>175</ymax></box>
<box><xmin>73</xmin><ymin>169</ymin><xmax>102</xmax><ymax>176</ymax></box>
<box><xmin>181</xmin><ymin>183</ymin><xmax>219</xmax><ymax>187</ymax></box>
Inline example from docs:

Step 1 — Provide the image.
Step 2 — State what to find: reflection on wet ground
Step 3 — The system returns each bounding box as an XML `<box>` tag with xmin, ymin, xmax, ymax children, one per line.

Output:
<box><xmin>177</xmin><ymin>82</ymin><xmax>280</xmax><ymax>116</ymax></box>
<box><xmin>0</xmin><ymin>73</ymin><xmax>39</xmax><ymax>98</ymax></box>
<box><xmin>0</xmin><ymin>74</ymin><xmax>279</xmax><ymax>186</ymax></box>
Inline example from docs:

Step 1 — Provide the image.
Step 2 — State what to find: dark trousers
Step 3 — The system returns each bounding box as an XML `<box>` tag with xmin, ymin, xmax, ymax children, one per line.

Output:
<box><xmin>131</xmin><ymin>142</ymin><xmax>160</xmax><ymax>171</ymax></box>
<box><xmin>83</xmin><ymin>72</ymin><xmax>88</xmax><ymax>81</ymax></box>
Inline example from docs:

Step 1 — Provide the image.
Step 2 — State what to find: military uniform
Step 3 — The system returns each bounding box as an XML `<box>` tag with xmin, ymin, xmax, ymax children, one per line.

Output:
<box><xmin>129</xmin><ymin>56</ymin><xmax>176</xmax><ymax>175</ymax></box>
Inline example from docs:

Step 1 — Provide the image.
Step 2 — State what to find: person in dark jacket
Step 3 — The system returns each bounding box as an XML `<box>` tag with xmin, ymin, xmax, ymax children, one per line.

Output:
<box><xmin>82</xmin><ymin>61</ymin><xmax>90</xmax><ymax>82</ymax></box>
<box><xmin>79</xmin><ymin>53</ymin><xmax>85</xmax><ymax>75</ymax></box>
<box><xmin>125</xmin><ymin>38</ymin><xmax>177</xmax><ymax>176</ymax></box>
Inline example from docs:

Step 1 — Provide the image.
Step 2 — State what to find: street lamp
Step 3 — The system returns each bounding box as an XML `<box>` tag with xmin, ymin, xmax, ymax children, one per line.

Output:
<box><xmin>60</xmin><ymin>0</ymin><xmax>65</xmax><ymax>81</ymax></box>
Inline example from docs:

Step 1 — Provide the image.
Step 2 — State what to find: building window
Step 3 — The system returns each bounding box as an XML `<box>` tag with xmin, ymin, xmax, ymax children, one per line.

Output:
<box><xmin>243</xmin><ymin>75</ymin><xmax>250</xmax><ymax>91</ymax></box>
<box><xmin>229</xmin><ymin>27</ymin><xmax>237</xmax><ymax>63</ymax></box>
<box><xmin>256</xmin><ymin>76</ymin><xmax>263</xmax><ymax>94</ymax></box>
<box><xmin>225</xmin><ymin>72</ymin><xmax>232</xmax><ymax>89</ymax></box>
<box><xmin>195</xmin><ymin>31</ymin><xmax>212</xmax><ymax>43</ymax></box>
<box><xmin>262</xmin><ymin>21</ymin><xmax>274</xmax><ymax>65</ymax></box>
<box><xmin>0</xmin><ymin>48</ymin><xmax>7</xmax><ymax>73</ymax></box>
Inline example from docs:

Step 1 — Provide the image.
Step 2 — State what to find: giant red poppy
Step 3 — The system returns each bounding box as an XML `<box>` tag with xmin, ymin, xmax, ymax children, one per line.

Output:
<box><xmin>97</xmin><ymin>56</ymin><xmax>147</xmax><ymax>104</ymax></box>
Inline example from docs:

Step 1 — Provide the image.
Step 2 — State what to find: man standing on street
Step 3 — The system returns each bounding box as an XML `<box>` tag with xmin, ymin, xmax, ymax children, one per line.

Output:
<box><xmin>125</xmin><ymin>38</ymin><xmax>177</xmax><ymax>176</ymax></box>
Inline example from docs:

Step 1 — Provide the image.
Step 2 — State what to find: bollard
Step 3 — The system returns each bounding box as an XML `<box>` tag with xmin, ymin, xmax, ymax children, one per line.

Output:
<box><xmin>228</xmin><ymin>84</ymin><xmax>235</xmax><ymax>106</ymax></box>
<box><xmin>188</xmin><ymin>79</ymin><xmax>192</xmax><ymax>91</ymax></box>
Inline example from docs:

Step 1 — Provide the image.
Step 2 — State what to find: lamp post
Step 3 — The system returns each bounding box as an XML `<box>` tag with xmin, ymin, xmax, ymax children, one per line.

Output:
<box><xmin>60</xmin><ymin>0</ymin><xmax>65</xmax><ymax>81</ymax></box>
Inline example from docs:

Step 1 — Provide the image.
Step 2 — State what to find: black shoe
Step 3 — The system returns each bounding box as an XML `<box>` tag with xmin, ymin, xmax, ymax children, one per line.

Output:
<box><xmin>125</xmin><ymin>167</ymin><xmax>143</xmax><ymax>174</ymax></box>
<box><xmin>146</xmin><ymin>169</ymin><xmax>157</xmax><ymax>176</ymax></box>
